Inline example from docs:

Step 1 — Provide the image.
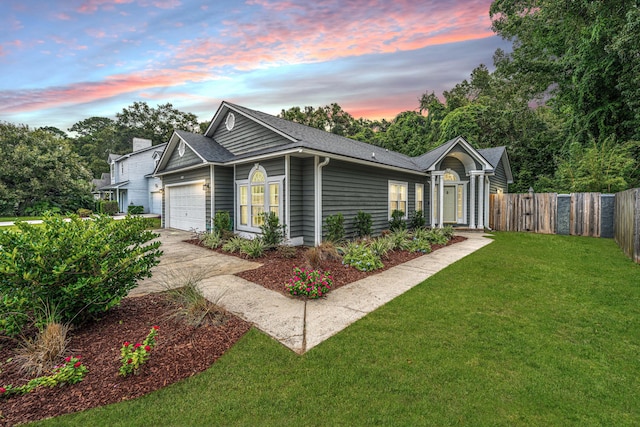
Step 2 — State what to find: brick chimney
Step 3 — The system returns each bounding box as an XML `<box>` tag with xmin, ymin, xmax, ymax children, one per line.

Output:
<box><xmin>132</xmin><ymin>137</ymin><xmax>152</xmax><ymax>152</ymax></box>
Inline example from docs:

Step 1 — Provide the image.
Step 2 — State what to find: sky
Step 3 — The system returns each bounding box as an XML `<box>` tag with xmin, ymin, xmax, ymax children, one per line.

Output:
<box><xmin>0</xmin><ymin>0</ymin><xmax>511</xmax><ymax>133</ymax></box>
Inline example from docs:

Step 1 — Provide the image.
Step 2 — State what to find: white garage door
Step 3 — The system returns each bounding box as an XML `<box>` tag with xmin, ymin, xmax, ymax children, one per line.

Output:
<box><xmin>167</xmin><ymin>184</ymin><xmax>206</xmax><ymax>232</ymax></box>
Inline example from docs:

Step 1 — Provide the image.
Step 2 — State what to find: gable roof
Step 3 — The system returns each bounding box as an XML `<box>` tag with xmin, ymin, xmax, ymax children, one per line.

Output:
<box><xmin>477</xmin><ymin>146</ymin><xmax>514</xmax><ymax>183</ymax></box>
<box><xmin>159</xmin><ymin>101</ymin><xmax>513</xmax><ymax>180</ymax></box>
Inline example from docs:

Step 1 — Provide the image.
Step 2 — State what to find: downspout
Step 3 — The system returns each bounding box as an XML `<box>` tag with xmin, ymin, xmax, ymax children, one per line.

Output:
<box><xmin>315</xmin><ymin>157</ymin><xmax>330</xmax><ymax>245</ymax></box>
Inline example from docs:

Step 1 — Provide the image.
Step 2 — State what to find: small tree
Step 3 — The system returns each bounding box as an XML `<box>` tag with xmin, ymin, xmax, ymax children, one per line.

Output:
<box><xmin>259</xmin><ymin>211</ymin><xmax>286</xmax><ymax>246</ymax></box>
<box><xmin>389</xmin><ymin>210</ymin><xmax>406</xmax><ymax>231</ymax></box>
<box><xmin>324</xmin><ymin>213</ymin><xmax>345</xmax><ymax>242</ymax></box>
<box><xmin>353</xmin><ymin>210</ymin><xmax>373</xmax><ymax>237</ymax></box>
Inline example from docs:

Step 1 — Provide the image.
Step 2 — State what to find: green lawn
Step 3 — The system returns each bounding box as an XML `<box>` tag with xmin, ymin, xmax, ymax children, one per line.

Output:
<box><xmin>0</xmin><ymin>216</ymin><xmax>42</xmax><ymax>223</ymax></box>
<box><xmin>34</xmin><ymin>233</ymin><xmax>640</xmax><ymax>426</ymax></box>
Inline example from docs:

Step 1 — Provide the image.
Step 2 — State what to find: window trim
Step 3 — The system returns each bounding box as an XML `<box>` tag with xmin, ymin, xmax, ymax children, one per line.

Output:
<box><xmin>415</xmin><ymin>183</ymin><xmax>424</xmax><ymax>213</ymax></box>
<box><xmin>388</xmin><ymin>180</ymin><xmax>408</xmax><ymax>220</ymax></box>
<box><xmin>236</xmin><ymin>164</ymin><xmax>284</xmax><ymax>233</ymax></box>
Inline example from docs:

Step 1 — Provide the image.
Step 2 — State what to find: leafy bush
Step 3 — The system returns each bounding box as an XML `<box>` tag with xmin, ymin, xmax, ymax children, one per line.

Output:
<box><xmin>23</xmin><ymin>201</ymin><xmax>61</xmax><ymax>216</ymax></box>
<box><xmin>418</xmin><ymin>227</ymin><xmax>449</xmax><ymax>245</ymax></box>
<box><xmin>369</xmin><ymin>236</ymin><xmax>395</xmax><ymax>259</ymax></box>
<box><xmin>442</xmin><ymin>225</ymin><xmax>455</xmax><ymax>240</ymax></box>
<box><xmin>284</xmin><ymin>267</ymin><xmax>333</xmax><ymax>299</ymax></box>
<box><xmin>127</xmin><ymin>205</ymin><xmax>144</xmax><ymax>215</ymax></box>
<box><xmin>119</xmin><ymin>326</ymin><xmax>159</xmax><ymax>377</ymax></box>
<box><xmin>99</xmin><ymin>200</ymin><xmax>118</xmax><ymax>215</ymax></box>
<box><xmin>77</xmin><ymin>208</ymin><xmax>93</xmax><ymax>218</ymax></box>
<box><xmin>389</xmin><ymin>209</ymin><xmax>406</xmax><ymax>231</ymax></box>
<box><xmin>0</xmin><ymin>355</ymin><xmax>87</xmax><ymax>398</ymax></box>
<box><xmin>240</xmin><ymin>237</ymin><xmax>267</xmax><ymax>258</ymax></box>
<box><xmin>200</xmin><ymin>231</ymin><xmax>223</xmax><ymax>249</ymax></box>
<box><xmin>213</xmin><ymin>211</ymin><xmax>232</xmax><ymax>233</ymax></box>
<box><xmin>324</xmin><ymin>213</ymin><xmax>345</xmax><ymax>242</ymax></box>
<box><xmin>0</xmin><ymin>214</ymin><xmax>162</xmax><ymax>336</ymax></box>
<box><xmin>222</xmin><ymin>236</ymin><xmax>245</xmax><ymax>253</ymax></box>
<box><xmin>260</xmin><ymin>211</ymin><xmax>286</xmax><ymax>246</ymax></box>
<box><xmin>277</xmin><ymin>245</ymin><xmax>298</xmax><ymax>259</ymax></box>
<box><xmin>408</xmin><ymin>237</ymin><xmax>432</xmax><ymax>254</ymax></box>
<box><xmin>340</xmin><ymin>242</ymin><xmax>383</xmax><ymax>272</ymax></box>
<box><xmin>409</xmin><ymin>210</ymin><xmax>425</xmax><ymax>229</ymax></box>
<box><xmin>353</xmin><ymin>211</ymin><xmax>373</xmax><ymax>237</ymax></box>
<box><xmin>388</xmin><ymin>229</ymin><xmax>411</xmax><ymax>250</ymax></box>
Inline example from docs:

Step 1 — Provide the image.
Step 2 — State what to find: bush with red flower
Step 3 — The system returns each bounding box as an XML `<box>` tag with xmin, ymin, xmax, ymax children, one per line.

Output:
<box><xmin>284</xmin><ymin>267</ymin><xmax>333</xmax><ymax>299</ymax></box>
<box><xmin>119</xmin><ymin>326</ymin><xmax>159</xmax><ymax>377</ymax></box>
<box><xmin>0</xmin><ymin>355</ymin><xmax>87</xmax><ymax>398</ymax></box>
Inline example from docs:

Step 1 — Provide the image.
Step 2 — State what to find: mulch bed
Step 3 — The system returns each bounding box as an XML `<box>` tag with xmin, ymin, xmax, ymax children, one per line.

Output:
<box><xmin>0</xmin><ymin>235</ymin><xmax>466</xmax><ymax>426</ymax></box>
<box><xmin>0</xmin><ymin>294</ymin><xmax>251</xmax><ymax>426</ymax></box>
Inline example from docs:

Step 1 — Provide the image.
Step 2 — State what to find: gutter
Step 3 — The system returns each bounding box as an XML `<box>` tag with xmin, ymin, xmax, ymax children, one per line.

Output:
<box><xmin>315</xmin><ymin>156</ymin><xmax>330</xmax><ymax>245</ymax></box>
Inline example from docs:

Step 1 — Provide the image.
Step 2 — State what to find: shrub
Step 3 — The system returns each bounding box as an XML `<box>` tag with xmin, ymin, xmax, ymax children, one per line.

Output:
<box><xmin>324</xmin><ymin>213</ymin><xmax>345</xmax><ymax>242</ymax></box>
<box><xmin>389</xmin><ymin>229</ymin><xmax>411</xmax><ymax>251</ymax></box>
<box><xmin>277</xmin><ymin>245</ymin><xmax>298</xmax><ymax>259</ymax></box>
<box><xmin>213</xmin><ymin>211</ymin><xmax>232</xmax><ymax>234</ymax></box>
<box><xmin>164</xmin><ymin>269</ymin><xmax>229</xmax><ymax>327</ymax></box>
<box><xmin>260</xmin><ymin>211</ymin><xmax>286</xmax><ymax>246</ymax></box>
<box><xmin>422</xmin><ymin>228</ymin><xmax>449</xmax><ymax>245</ymax></box>
<box><xmin>240</xmin><ymin>237</ymin><xmax>267</xmax><ymax>258</ymax></box>
<box><xmin>389</xmin><ymin>209</ymin><xmax>406</xmax><ymax>231</ymax></box>
<box><xmin>15</xmin><ymin>320</ymin><xmax>70</xmax><ymax>376</ymax></box>
<box><xmin>409</xmin><ymin>210</ymin><xmax>425</xmax><ymax>229</ymax></box>
<box><xmin>340</xmin><ymin>242</ymin><xmax>383</xmax><ymax>272</ymax></box>
<box><xmin>127</xmin><ymin>205</ymin><xmax>144</xmax><ymax>215</ymax></box>
<box><xmin>304</xmin><ymin>242</ymin><xmax>341</xmax><ymax>270</ymax></box>
<box><xmin>369</xmin><ymin>236</ymin><xmax>395</xmax><ymax>259</ymax></box>
<box><xmin>353</xmin><ymin>211</ymin><xmax>373</xmax><ymax>238</ymax></box>
<box><xmin>284</xmin><ymin>267</ymin><xmax>333</xmax><ymax>299</ymax></box>
<box><xmin>77</xmin><ymin>208</ymin><xmax>92</xmax><ymax>218</ymax></box>
<box><xmin>99</xmin><ymin>200</ymin><xmax>118</xmax><ymax>215</ymax></box>
<box><xmin>408</xmin><ymin>237</ymin><xmax>432</xmax><ymax>254</ymax></box>
<box><xmin>0</xmin><ymin>214</ymin><xmax>162</xmax><ymax>336</ymax></box>
<box><xmin>222</xmin><ymin>236</ymin><xmax>245</xmax><ymax>253</ymax></box>
<box><xmin>442</xmin><ymin>225</ymin><xmax>455</xmax><ymax>240</ymax></box>
<box><xmin>201</xmin><ymin>231</ymin><xmax>223</xmax><ymax>249</ymax></box>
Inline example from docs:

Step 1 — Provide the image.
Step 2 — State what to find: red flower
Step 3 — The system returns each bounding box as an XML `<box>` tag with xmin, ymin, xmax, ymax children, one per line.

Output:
<box><xmin>134</xmin><ymin>343</ymin><xmax>141</xmax><ymax>349</ymax></box>
<box><xmin>144</xmin><ymin>345</ymin><xmax>151</xmax><ymax>352</ymax></box>
<box><xmin>65</xmin><ymin>356</ymin><xmax>72</xmax><ymax>363</ymax></box>
<box><xmin>152</xmin><ymin>325</ymin><xmax>159</xmax><ymax>330</ymax></box>
<box><xmin>0</xmin><ymin>387</ymin><xmax>6</xmax><ymax>394</ymax></box>
<box><xmin>74</xmin><ymin>361</ymin><xmax>82</xmax><ymax>368</ymax></box>
<box><xmin>123</xmin><ymin>341</ymin><xmax>130</xmax><ymax>347</ymax></box>
<box><xmin>127</xmin><ymin>359</ymin><xmax>133</xmax><ymax>364</ymax></box>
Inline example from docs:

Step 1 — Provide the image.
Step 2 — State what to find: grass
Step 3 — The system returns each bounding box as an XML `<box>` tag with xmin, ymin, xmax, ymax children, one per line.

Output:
<box><xmin>0</xmin><ymin>216</ymin><xmax>43</xmax><ymax>222</ymax></box>
<box><xmin>33</xmin><ymin>232</ymin><xmax>640</xmax><ymax>426</ymax></box>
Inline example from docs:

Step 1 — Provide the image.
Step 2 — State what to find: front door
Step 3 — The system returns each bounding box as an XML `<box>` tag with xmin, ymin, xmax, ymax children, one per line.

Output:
<box><xmin>443</xmin><ymin>185</ymin><xmax>456</xmax><ymax>223</ymax></box>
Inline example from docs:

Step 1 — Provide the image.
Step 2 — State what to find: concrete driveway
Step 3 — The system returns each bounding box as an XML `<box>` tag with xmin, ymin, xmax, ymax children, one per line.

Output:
<box><xmin>130</xmin><ymin>229</ymin><xmax>494</xmax><ymax>354</ymax></box>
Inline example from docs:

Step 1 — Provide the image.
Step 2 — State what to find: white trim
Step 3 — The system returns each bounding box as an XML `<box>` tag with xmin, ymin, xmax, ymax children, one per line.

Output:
<box><xmin>388</xmin><ymin>180</ymin><xmax>408</xmax><ymax>220</ymax></box>
<box><xmin>235</xmin><ymin>164</ymin><xmax>285</xmax><ymax>234</ymax></box>
<box><xmin>285</xmin><ymin>155</ymin><xmax>291</xmax><ymax>240</ymax></box>
<box><xmin>469</xmin><ymin>174</ymin><xmax>476</xmax><ymax>229</ymax></box>
<box><xmin>210</xmin><ymin>165</ymin><xmax>215</xmax><ymax>231</ymax></box>
<box><xmin>315</xmin><ymin>156</ymin><xmax>330</xmax><ymax>245</ymax></box>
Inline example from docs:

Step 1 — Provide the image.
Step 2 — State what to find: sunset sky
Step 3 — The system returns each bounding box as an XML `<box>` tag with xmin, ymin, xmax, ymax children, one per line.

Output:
<box><xmin>0</xmin><ymin>0</ymin><xmax>510</xmax><ymax>133</ymax></box>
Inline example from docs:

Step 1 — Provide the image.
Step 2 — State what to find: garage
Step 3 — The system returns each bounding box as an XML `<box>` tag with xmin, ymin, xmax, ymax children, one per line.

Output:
<box><xmin>167</xmin><ymin>183</ymin><xmax>206</xmax><ymax>231</ymax></box>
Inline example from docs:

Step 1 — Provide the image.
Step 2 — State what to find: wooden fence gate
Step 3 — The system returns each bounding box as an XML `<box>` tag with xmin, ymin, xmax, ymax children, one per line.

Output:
<box><xmin>489</xmin><ymin>191</ymin><xmax>611</xmax><ymax>238</ymax></box>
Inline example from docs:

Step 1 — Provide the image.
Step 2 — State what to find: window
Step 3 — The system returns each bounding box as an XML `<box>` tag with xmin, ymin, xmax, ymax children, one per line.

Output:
<box><xmin>388</xmin><ymin>181</ymin><xmax>408</xmax><ymax>219</ymax></box>
<box><xmin>225</xmin><ymin>112</ymin><xmax>235</xmax><ymax>131</ymax></box>
<box><xmin>236</xmin><ymin>165</ymin><xmax>284</xmax><ymax>232</ymax></box>
<box><xmin>415</xmin><ymin>184</ymin><xmax>424</xmax><ymax>212</ymax></box>
<box><xmin>178</xmin><ymin>140</ymin><xmax>185</xmax><ymax>157</ymax></box>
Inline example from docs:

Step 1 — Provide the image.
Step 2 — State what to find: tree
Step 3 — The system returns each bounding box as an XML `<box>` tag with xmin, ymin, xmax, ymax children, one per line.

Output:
<box><xmin>116</xmin><ymin>102</ymin><xmax>200</xmax><ymax>145</ymax></box>
<box><xmin>69</xmin><ymin>117</ymin><xmax>123</xmax><ymax>178</ymax></box>
<box><xmin>0</xmin><ymin>123</ymin><xmax>93</xmax><ymax>215</ymax></box>
<box><xmin>490</xmin><ymin>0</ymin><xmax>640</xmax><ymax>143</ymax></box>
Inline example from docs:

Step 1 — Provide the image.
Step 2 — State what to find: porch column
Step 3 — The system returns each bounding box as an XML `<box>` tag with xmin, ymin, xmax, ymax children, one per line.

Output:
<box><xmin>438</xmin><ymin>173</ymin><xmax>445</xmax><ymax>228</ymax></box>
<box><xmin>484</xmin><ymin>177</ymin><xmax>490</xmax><ymax>230</ymax></box>
<box><xmin>430</xmin><ymin>176</ymin><xmax>436</xmax><ymax>228</ymax></box>
<box><xmin>476</xmin><ymin>171</ymin><xmax>485</xmax><ymax>229</ymax></box>
<box><xmin>469</xmin><ymin>173</ymin><xmax>476</xmax><ymax>229</ymax></box>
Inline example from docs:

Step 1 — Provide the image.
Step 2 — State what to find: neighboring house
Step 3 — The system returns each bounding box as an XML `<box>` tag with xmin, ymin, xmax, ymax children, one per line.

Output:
<box><xmin>91</xmin><ymin>173</ymin><xmax>112</xmax><ymax>200</ymax></box>
<box><xmin>99</xmin><ymin>138</ymin><xmax>167</xmax><ymax>214</ymax></box>
<box><xmin>153</xmin><ymin>101</ymin><xmax>513</xmax><ymax>245</ymax></box>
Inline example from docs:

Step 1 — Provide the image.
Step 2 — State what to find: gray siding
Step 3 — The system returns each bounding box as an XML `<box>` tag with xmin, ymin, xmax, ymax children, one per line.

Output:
<box><xmin>435</xmin><ymin>145</ymin><xmax>481</xmax><ymax>170</ymax></box>
<box><xmin>440</xmin><ymin>157</ymin><xmax>466</xmax><ymax>179</ymax></box>
<box><xmin>490</xmin><ymin>159</ymin><xmax>508</xmax><ymax>194</ymax></box>
<box><xmin>302</xmin><ymin>158</ymin><xmax>315</xmax><ymax>246</ymax></box>
<box><xmin>214</xmin><ymin>166</ymin><xmax>234</xmax><ymax>216</ymax></box>
<box><xmin>289</xmin><ymin>156</ymin><xmax>304</xmax><ymax>239</ymax></box>
<box><xmin>213</xmin><ymin>113</ymin><xmax>291</xmax><ymax>155</ymax></box>
<box><xmin>322</xmin><ymin>159</ymin><xmax>426</xmax><ymax>238</ymax></box>
<box><xmin>164</xmin><ymin>143</ymin><xmax>202</xmax><ymax>171</ymax></box>
<box><xmin>236</xmin><ymin>157</ymin><xmax>285</xmax><ymax>180</ymax></box>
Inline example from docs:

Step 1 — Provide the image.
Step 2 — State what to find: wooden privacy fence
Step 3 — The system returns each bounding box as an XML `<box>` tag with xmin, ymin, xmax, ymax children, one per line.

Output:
<box><xmin>489</xmin><ymin>191</ymin><xmax>615</xmax><ymax>238</ymax></box>
<box><xmin>614</xmin><ymin>188</ymin><xmax>640</xmax><ymax>263</ymax></box>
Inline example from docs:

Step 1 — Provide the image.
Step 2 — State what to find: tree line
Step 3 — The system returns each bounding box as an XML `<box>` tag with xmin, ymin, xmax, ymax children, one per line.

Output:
<box><xmin>1</xmin><ymin>0</ymin><xmax>638</xmax><ymax>216</ymax></box>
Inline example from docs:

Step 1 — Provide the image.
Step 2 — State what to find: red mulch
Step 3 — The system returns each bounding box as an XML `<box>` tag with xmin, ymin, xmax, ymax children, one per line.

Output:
<box><xmin>0</xmin><ymin>235</ymin><xmax>466</xmax><ymax>425</ymax></box>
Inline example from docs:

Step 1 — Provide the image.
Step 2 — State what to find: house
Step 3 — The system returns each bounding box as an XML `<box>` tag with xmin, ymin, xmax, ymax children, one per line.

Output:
<box><xmin>153</xmin><ymin>101</ymin><xmax>513</xmax><ymax>245</ymax></box>
<box><xmin>91</xmin><ymin>173</ymin><xmax>111</xmax><ymax>200</ymax></box>
<box><xmin>99</xmin><ymin>138</ymin><xmax>167</xmax><ymax>214</ymax></box>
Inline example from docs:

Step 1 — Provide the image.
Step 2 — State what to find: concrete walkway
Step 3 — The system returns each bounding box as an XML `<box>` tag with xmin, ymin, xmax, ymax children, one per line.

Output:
<box><xmin>132</xmin><ymin>229</ymin><xmax>494</xmax><ymax>354</ymax></box>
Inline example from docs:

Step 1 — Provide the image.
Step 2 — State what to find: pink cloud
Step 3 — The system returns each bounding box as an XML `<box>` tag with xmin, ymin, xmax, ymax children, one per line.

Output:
<box><xmin>53</xmin><ymin>12</ymin><xmax>72</xmax><ymax>20</ymax></box>
<box><xmin>0</xmin><ymin>69</ymin><xmax>211</xmax><ymax>114</ymax></box>
<box><xmin>77</xmin><ymin>0</ymin><xmax>135</xmax><ymax>13</ymax></box>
